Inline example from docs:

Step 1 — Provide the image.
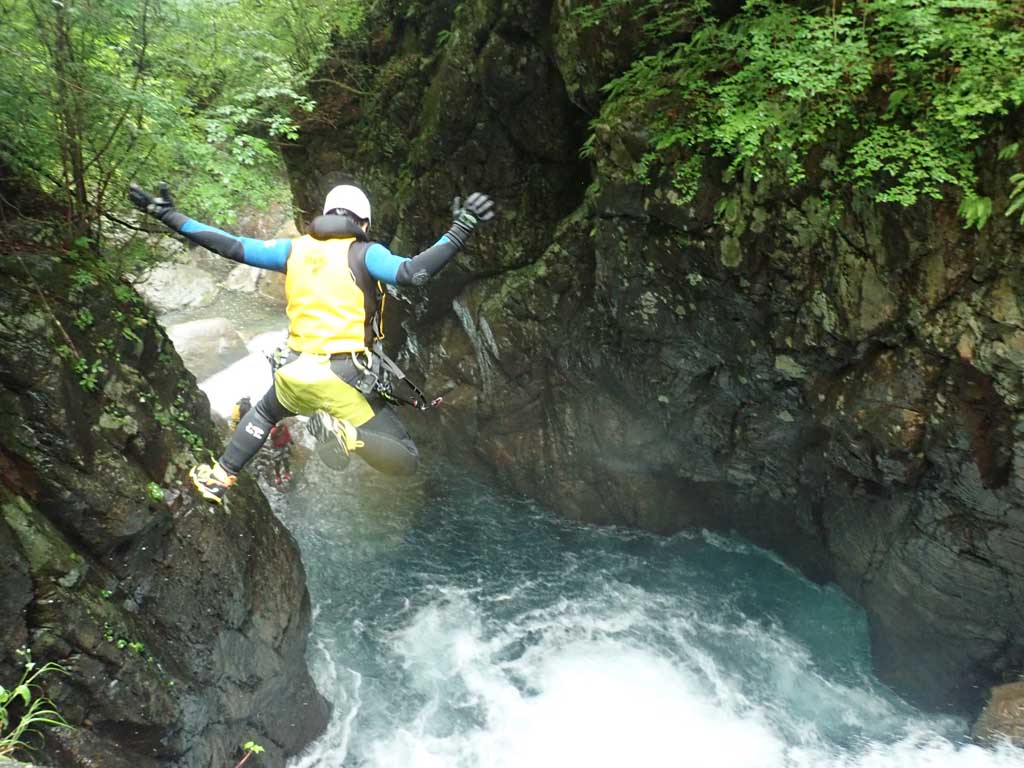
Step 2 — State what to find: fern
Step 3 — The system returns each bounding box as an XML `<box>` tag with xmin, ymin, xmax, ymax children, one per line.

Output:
<box><xmin>958</xmin><ymin>193</ymin><xmax>993</xmax><ymax>231</ymax></box>
<box><xmin>1007</xmin><ymin>173</ymin><xmax>1024</xmax><ymax>225</ymax></box>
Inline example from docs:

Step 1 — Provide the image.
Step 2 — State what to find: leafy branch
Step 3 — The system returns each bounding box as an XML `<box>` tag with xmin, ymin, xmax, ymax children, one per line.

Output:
<box><xmin>583</xmin><ymin>0</ymin><xmax>1024</xmax><ymax>225</ymax></box>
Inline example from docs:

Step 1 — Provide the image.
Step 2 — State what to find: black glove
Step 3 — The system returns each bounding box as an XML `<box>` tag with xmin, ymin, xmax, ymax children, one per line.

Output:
<box><xmin>445</xmin><ymin>192</ymin><xmax>495</xmax><ymax>248</ymax></box>
<box><xmin>128</xmin><ymin>182</ymin><xmax>182</xmax><ymax>227</ymax></box>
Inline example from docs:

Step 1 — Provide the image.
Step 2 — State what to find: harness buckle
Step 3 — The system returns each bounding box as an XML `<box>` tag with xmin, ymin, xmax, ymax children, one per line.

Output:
<box><xmin>350</xmin><ymin>350</ymin><xmax>380</xmax><ymax>395</ymax></box>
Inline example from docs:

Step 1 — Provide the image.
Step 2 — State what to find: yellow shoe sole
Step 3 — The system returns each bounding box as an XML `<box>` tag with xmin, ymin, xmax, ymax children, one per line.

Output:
<box><xmin>189</xmin><ymin>465</ymin><xmax>225</xmax><ymax>505</ymax></box>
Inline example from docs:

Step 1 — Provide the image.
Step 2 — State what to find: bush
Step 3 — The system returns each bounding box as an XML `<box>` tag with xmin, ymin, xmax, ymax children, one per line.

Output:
<box><xmin>584</xmin><ymin>0</ymin><xmax>1024</xmax><ymax>218</ymax></box>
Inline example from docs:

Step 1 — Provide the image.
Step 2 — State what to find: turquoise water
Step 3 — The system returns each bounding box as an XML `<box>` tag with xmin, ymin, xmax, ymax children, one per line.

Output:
<box><xmin>172</xmin><ymin>258</ymin><xmax>1023</xmax><ymax>768</ymax></box>
<box><xmin>269</xmin><ymin>462</ymin><xmax>1024</xmax><ymax>768</ymax></box>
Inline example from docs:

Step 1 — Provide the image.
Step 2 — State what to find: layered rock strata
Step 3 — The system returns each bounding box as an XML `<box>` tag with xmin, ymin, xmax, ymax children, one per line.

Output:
<box><xmin>0</xmin><ymin>242</ymin><xmax>328</xmax><ymax>766</ymax></box>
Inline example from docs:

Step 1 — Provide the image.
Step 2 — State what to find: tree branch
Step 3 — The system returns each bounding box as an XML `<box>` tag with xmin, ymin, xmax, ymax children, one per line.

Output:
<box><xmin>102</xmin><ymin>211</ymin><xmax>162</xmax><ymax>234</ymax></box>
<box><xmin>306</xmin><ymin>78</ymin><xmax>371</xmax><ymax>96</ymax></box>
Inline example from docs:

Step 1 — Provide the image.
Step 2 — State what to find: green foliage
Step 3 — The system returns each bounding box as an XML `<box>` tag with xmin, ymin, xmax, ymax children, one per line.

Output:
<box><xmin>73</xmin><ymin>308</ymin><xmax>94</xmax><ymax>330</ymax></box>
<box><xmin>0</xmin><ymin>649</ymin><xmax>71</xmax><ymax>759</ymax></box>
<box><xmin>153</xmin><ymin>396</ymin><xmax>206</xmax><ymax>453</ymax></box>
<box><xmin>0</xmin><ymin>0</ymin><xmax>362</xmax><ymax>243</ymax></box>
<box><xmin>112</xmin><ymin>284</ymin><xmax>138</xmax><ymax>305</ymax></box>
<box><xmin>122</xmin><ymin>324</ymin><xmax>143</xmax><ymax>344</ymax></box>
<box><xmin>103</xmin><ymin>622</ymin><xmax>157</xmax><ymax>665</ymax></box>
<box><xmin>958</xmin><ymin>193</ymin><xmax>993</xmax><ymax>231</ymax></box>
<box><xmin>1008</xmin><ymin>172</ymin><xmax>1024</xmax><ymax>225</ymax></box>
<box><xmin>146</xmin><ymin>482</ymin><xmax>165</xmax><ymax>502</ymax></box>
<box><xmin>999</xmin><ymin>142</ymin><xmax>1021</xmax><ymax>162</ymax></box>
<box><xmin>72</xmin><ymin>356</ymin><xmax>106</xmax><ymax>392</ymax></box>
<box><xmin>69</xmin><ymin>269</ymin><xmax>100</xmax><ymax>301</ymax></box>
<box><xmin>584</xmin><ymin>0</ymin><xmax>1024</xmax><ymax>221</ymax></box>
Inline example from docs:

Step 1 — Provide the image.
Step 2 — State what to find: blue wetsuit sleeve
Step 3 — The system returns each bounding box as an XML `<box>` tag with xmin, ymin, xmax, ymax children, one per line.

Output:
<box><xmin>178</xmin><ymin>218</ymin><xmax>291</xmax><ymax>272</ymax></box>
<box><xmin>364</xmin><ymin>243</ymin><xmax>405</xmax><ymax>284</ymax></box>
<box><xmin>365</xmin><ymin>236</ymin><xmax>459</xmax><ymax>287</ymax></box>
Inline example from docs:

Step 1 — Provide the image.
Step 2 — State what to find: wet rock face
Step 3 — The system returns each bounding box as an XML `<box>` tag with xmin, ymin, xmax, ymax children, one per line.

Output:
<box><xmin>0</xmin><ymin>251</ymin><xmax>328</xmax><ymax>767</ymax></box>
<box><xmin>285</xmin><ymin>0</ymin><xmax>1024</xmax><ymax>713</ymax></box>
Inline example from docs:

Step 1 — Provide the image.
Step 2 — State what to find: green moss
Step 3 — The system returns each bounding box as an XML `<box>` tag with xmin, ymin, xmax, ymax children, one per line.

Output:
<box><xmin>720</xmin><ymin>235</ymin><xmax>742</xmax><ymax>268</ymax></box>
<box><xmin>1</xmin><ymin>492</ymin><xmax>80</xmax><ymax>578</ymax></box>
<box><xmin>481</xmin><ymin>255</ymin><xmax>554</xmax><ymax>317</ymax></box>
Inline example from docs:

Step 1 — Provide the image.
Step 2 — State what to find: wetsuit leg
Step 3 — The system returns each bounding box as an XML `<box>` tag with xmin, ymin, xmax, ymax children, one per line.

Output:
<box><xmin>316</xmin><ymin>356</ymin><xmax>418</xmax><ymax>475</ymax></box>
<box><xmin>219</xmin><ymin>384</ymin><xmax>296</xmax><ymax>475</ymax></box>
<box><xmin>355</xmin><ymin>397</ymin><xmax>419</xmax><ymax>476</ymax></box>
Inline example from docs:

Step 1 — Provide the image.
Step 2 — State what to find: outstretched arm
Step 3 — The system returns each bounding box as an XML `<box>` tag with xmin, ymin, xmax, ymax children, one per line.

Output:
<box><xmin>129</xmin><ymin>183</ymin><xmax>291</xmax><ymax>272</ymax></box>
<box><xmin>309</xmin><ymin>192</ymin><xmax>495</xmax><ymax>287</ymax></box>
<box><xmin>364</xmin><ymin>238</ymin><xmax>459</xmax><ymax>287</ymax></box>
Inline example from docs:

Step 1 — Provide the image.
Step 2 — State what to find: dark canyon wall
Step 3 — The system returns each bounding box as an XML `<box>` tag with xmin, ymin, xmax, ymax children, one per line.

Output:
<box><xmin>282</xmin><ymin>0</ymin><xmax>1024</xmax><ymax>714</ymax></box>
<box><xmin>0</xmin><ymin>193</ymin><xmax>328</xmax><ymax>766</ymax></box>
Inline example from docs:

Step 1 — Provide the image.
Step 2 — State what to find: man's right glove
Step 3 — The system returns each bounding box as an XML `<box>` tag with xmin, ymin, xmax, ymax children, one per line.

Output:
<box><xmin>445</xmin><ymin>192</ymin><xmax>495</xmax><ymax>248</ymax></box>
<box><xmin>128</xmin><ymin>182</ymin><xmax>183</xmax><ymax>228</ymax></box>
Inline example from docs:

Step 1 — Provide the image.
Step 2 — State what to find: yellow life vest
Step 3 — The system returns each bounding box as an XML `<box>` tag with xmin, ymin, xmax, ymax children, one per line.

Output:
<box><xmin>285</xmin><ymin>235</ymin><xmax>367</xmax><ymax>354</ymax></box>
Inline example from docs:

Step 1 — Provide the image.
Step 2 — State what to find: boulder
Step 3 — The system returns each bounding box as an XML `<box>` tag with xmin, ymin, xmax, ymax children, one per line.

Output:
<box><xmin>135</xmin><ymin>261</ymin><xmax>219</xmax><ymax>314</ymax></box>
<box><xmin>258</xmin><ymin>270</ymin><xmax>287</xmax><ymax>304</ymax></box>
<box><xmin>224</xmin><ymin>263</ymin><xmax>262</xmax><ymax>293</ymax></box>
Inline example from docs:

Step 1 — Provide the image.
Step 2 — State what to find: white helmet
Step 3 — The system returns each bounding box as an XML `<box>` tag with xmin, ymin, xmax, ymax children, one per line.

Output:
<box><xmin>322</xmin><ymin>184</ymin><xmax>371</xmax><ymax>224</ymax></box>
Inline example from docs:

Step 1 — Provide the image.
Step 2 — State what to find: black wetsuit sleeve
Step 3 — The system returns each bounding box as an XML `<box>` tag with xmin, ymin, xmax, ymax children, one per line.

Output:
<box><xmin>162</xmin><ymin>214</ymin><xmax>291</xmax><ymax>271</ymax></box>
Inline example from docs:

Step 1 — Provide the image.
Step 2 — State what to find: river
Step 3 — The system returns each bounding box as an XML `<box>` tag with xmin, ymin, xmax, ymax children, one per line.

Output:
<box><xmin>268</xmin><ymin>463</ymin><xmax>1022</xmax><ymax>768</ymax></box>
<box><xmin>175</xmin><ymin>275</ymin><xmax>1022</xmax><ymax>768</ymax></box>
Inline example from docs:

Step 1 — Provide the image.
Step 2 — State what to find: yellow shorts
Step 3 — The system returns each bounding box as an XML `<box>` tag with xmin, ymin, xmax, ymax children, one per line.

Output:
<box><xmin>273</xmin><ymin>353</ymin><xmax>375</xmax><ymax>427</ymax></box>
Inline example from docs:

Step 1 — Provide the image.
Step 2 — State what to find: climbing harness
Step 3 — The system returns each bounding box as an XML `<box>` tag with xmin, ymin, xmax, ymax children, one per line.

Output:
<box><xmin>355</xmin><ymin>278</ymin><xmax>442</xmax><ymax>411</ymax></box>
<box><xmin>266</xmin><ymin>341</ymin><xmax>440</xmax><ymax>411</ymax></box>
<box><xmin>350</xmin><ymin>343</ymin><xmax>443</xmax><ymax>411</ymax></box>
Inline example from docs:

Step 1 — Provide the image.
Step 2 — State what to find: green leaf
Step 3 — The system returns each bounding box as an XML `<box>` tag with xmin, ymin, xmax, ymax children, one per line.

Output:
<box><xmin>1005</xmin><ymin>193</ymin><xmax>1024</xmax><ymax>219</ymax></box>
<box><xmin>998</xmin><ymin>142</ymin><xmax>1020</xmax><ymax>161</ymax></box>
<box><xmin>957</xmin><ymin>193</ymin><xmax>992</xmax><ymax>230</ymax></box>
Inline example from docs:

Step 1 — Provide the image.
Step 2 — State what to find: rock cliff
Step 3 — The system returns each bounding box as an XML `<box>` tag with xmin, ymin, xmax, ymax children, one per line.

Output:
<box><xmin>282</xmin><ymin>0</ymin><xmax>1024</xmax><ymax>716</ymax></box>
<box><xmin>0</xmin><ymin>191</ymin><xmax>328</xmax><ymax>766</ymax></box>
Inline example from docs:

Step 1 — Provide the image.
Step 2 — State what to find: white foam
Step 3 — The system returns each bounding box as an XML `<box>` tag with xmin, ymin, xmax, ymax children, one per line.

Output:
<box><xmin>366</xmin><ymin>604</ymin><xmax>784</xmax><ymax>768</ymax></box>
<box><xmin>344</xmin><ymin>594</ymin><xmax>1024</xmax><ymax>768</ymax></box>
<box><xmin>197</xmin><ymin>327</ymin><xmax>285</xmax><ymax>418</ymax></box>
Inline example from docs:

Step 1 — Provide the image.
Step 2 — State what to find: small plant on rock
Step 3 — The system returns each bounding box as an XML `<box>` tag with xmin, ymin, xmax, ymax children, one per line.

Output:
<box><xmin>146</xmin><ymin>482</ymin><xmax>165</xmax><ymax>502</ymax></box>
<box><xmin>233</xmin><ymin>740</ymin><xmax>265</xmax><ymax>767</ymax></box>
<box><xmin>0</xmin><ymin>649</ymin><xmax>71</xmax><ymax>760</ymax></box>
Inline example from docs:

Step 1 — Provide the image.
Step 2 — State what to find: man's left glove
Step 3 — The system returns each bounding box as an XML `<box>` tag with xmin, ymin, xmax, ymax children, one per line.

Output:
<box><xmin>129</xmin><ymin>182</ymin><xmax>181</xmax><ymax>227</ymax></box>
<box><xmin>446</xmin><ymin>192</ymin><xmax>495</xmax><ymax>248</ymax></box>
